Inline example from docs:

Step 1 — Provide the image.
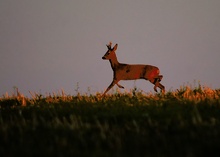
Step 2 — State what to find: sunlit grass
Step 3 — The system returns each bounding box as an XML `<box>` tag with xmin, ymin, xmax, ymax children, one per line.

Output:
<box><xmin>1</xmin><ymin>84</ymin><xmax>219</xmax><ymax>107</ymax></box>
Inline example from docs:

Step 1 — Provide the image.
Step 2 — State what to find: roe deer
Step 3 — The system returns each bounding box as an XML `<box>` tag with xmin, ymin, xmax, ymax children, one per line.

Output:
<box><xmin>102</xmin><ymin>42</ymin><xmax>165</xmax><ymax>96</ymax></box>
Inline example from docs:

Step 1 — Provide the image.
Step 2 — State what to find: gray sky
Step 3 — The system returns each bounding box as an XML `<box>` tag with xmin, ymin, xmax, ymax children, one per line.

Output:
<box><xmin>1</xmin><ymin>0</ymin><xmax>220</xmax><ymax>96</ymax></box>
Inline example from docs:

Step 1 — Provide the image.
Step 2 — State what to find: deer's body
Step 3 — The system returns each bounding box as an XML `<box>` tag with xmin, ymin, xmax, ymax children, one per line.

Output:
<box><xmin>102</xmin><ymin>42</ymin><xmax>165</xmax><ymax>96</ymax></box>
<box><xmin>110</xmin><ymin>63</ymin><xmax>159</xmax><ymax>80</ymax></box>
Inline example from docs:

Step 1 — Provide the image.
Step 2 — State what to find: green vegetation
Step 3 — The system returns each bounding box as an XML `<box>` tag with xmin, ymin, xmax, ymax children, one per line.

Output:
<box><xmin>0</xmin><ymin>85</ymin><xmax>220</xmax><ymax>157</ymax></box>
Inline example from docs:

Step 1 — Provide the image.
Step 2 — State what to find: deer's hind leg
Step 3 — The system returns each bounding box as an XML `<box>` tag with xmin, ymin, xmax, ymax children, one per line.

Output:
<box><xmin>157</xmin><ymin>75</ymin><xmax>163</xmax><ymax>82</ymax></box>
<box><xmin>157</xmin><ymin>75</ymin><xmax>165</xmax><ymax>93</ymax></box>
<box><xmin>149</xmin><ymin>75</ymin><xmax>165</xmax><ymax>93</ymax></box>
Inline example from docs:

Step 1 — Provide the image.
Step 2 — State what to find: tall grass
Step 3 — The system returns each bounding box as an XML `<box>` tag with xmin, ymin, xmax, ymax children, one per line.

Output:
<box><xmin>0</xmin><ymin>85</ymin><xmax>220</xmax><ymax>157</ymax></box>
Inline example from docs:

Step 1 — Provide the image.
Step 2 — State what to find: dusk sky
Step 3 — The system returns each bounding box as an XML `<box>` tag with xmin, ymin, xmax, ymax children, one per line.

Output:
<box><xmin>1</xmin><ymin>0</ymin><xmax>220</xmax><ymax>96</ymax></box>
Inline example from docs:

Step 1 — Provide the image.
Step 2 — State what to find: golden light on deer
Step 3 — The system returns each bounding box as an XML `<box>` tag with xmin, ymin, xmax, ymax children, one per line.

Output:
<box><xmin>102</xmin><ymin>42</ymin><xmax>165</xmax><ymax>96</ymax></box>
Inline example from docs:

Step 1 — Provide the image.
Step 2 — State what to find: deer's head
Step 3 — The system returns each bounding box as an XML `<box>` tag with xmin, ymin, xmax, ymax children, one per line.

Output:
<box><xmin>102</xmin><ymin>42</ymin><xmax>118</xmax><ymax>60</ymax></box>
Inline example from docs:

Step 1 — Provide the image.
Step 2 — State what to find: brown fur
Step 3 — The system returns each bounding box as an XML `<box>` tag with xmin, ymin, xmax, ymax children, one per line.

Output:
<box><xmin>102</xmin><ymin>42</ymin><xmax>165</xmax><ymax>96</ymax></box>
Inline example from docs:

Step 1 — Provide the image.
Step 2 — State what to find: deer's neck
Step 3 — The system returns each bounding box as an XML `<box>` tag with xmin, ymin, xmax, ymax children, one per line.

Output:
<box><xmin>109</xmin><ymin>56</ymin><xmax>119</xmax><ymax>70</ymax></box>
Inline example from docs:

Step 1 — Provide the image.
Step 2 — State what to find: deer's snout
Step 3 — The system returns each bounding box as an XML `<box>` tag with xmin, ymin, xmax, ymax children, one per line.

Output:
<box><xmin>102</xmin><ymin>56</ymin><xmax>106</xmax><ymax>59</ymax></box>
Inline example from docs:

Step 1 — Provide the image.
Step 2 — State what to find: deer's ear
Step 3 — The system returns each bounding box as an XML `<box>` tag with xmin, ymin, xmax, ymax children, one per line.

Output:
<box><xmin>113</xmin><ymin>44</ymin><xmax>118</xmax><ymax>51</ymax></box>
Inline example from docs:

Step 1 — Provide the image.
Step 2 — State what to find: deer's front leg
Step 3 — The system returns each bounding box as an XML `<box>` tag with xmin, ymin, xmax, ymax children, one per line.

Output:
<box><xmin>116</xmin><ymin>83</ymin><xmax>124</xmax><ymax>89</ymax></box>
<box><xmin>102</xmin><ymin>80</ymin><xmax>116</xmax><ymax>97</ymax></box>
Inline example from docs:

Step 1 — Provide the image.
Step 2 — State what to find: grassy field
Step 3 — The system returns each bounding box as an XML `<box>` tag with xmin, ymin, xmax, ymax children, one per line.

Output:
<box><xmin>0</xmin><ymin>85</ymin><xmax>220</xmax><ymax>157</ymax></box>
